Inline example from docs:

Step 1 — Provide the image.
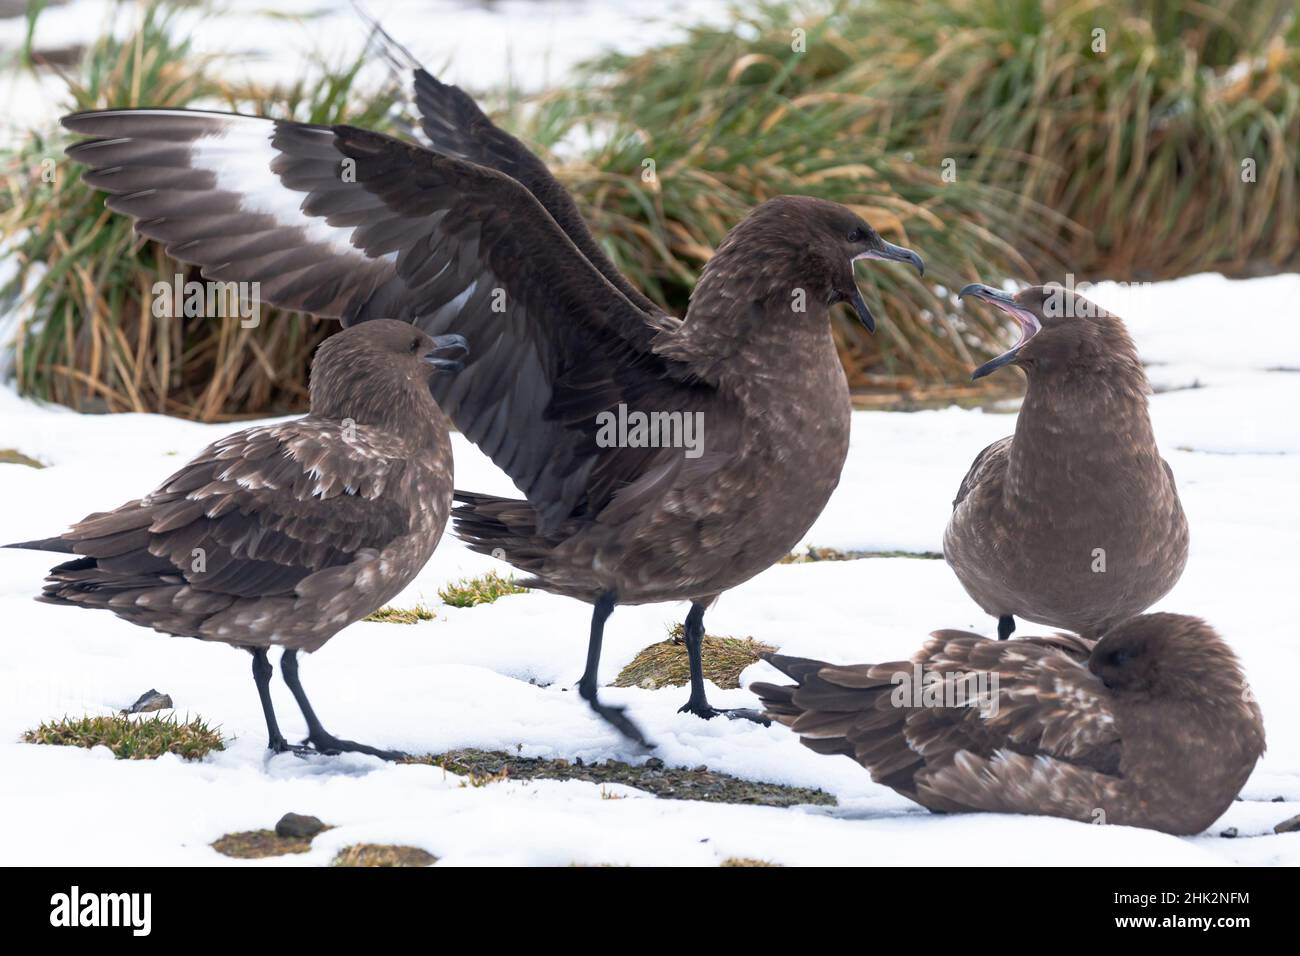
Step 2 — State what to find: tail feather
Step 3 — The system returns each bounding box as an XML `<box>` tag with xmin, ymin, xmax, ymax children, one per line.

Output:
<box><xmin>751</xmin><ymin>653</ymin><xmax>840</xmax><ymax>726</ymax></box>
<box><xmin>4</xmin><ymin>536</ymin><xmax>74</xmax><ymax>553</ymax></box>
<box><xmin>762</xmin><ymin>652</ymin><xmax>834</xmax><ymax>683</ymax></box>
<box><xmin>753</xmin><ymin>651</ymin><xmax>923</xmax><ymax>792</ymax></box>
<box><xmin>452</xmin><ymin>490</ymin><xmax>568</xmax><ymax>577</ymax></box>
<box><xmin>749</xmin><ymin>676</ymin><xmax>800</xmax><ymax>719</ymax></box>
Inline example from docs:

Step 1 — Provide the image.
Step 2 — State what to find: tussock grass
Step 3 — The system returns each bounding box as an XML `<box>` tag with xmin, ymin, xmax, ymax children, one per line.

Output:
<box><xmin>5</xmin><ymin>0</ymin><xmax>1294</xmax><ymax>417</ymax></box>
<box><xmin>364</xmin><ymin>604</ymin><xmax>436</xmax><ymax>624</ymax></box>
<box><xmin>721</xmin><ymin>857</ymin><xmax>781</xmax><ymax>867</ymax></box>
<box><xmin>1</xmin><ymin>1</ymin><xmax>397</xmax><ymax>420</ymax></box>
<box><xmin>438</xmin><ymin>571</ymin><xmax>528</xmax><ymax>608</ymax></box>
<box><xmin>614</xmin><ymin>627</ymin><xmax>775</xmax><ymax>690</ymax></box>
<box><xmin>332</xmin><ymin>844</ymin><xmax>437</xmax><ymax>867</ymax></box>
<box><xmin>858</xmin><ymin>0</ymin><xmax>1300</xmax><ymax>280</ymax></box>
<box><xmin>517</xmin><ymin>0</ymin><xmax>1298</xmax><ymax>378</ymax></box>
<box><xmin>517</xmin><ymin>4</ymin><xmax>1046</xmax><ymax>389</ymax></box>
<box><xmin>22</xmin><ymin>713</ymin><xmax>224</xmax><ymax>760</ymax></box>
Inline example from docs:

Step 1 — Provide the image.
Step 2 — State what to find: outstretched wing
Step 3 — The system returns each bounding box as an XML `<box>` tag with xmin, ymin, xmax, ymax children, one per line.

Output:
<box><xmin>63</xmin><ymin>109</ymin><xmax>716</xmax><ymax>529</ymax></box>
<box><xmin>755</xmin><ymin>631</ymin><xmax>1119</xmax><ymax>807</ymax></box>
<box><xmin>357</xmin><ymin>7</ymin><xmax>667</xmax><ymax>319</ymax></box>
<box><xmin>30</xmin><ymin>421</ymin><xmax>413</xmax><ymax>638</ymax></box>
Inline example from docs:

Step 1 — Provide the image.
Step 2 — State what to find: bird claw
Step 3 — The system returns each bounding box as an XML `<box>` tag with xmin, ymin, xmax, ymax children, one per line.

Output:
<box><xmin>678</xmin><ymin>701</ymin><xmax>771</xmax><ymax>725</ymax></box>
<box><xmin>269</xmin><ymin>734</ymin><xmax>406</xmax><ymax>761</ymax></box>
<box><xmin>678</xmin><ymin>699</ymin><xmax>718</xmax><ymax>719</ymax></box>
<box><xmin>719</xmin><ymin>707</ymin><xmax>771</xmax><ymax>726</ymax></box>
<box><xmin>305</xmin><ymin>735</ymin><xmax>408</xmax><ymax>761</ymax></box>
<box><xmin>266</xmin><ymin>737</ymin><xmax>317</xmax><ymax>758</ymax></box>
<box><xmin>582</xmin><ymin>693</ymin><xmax>655</xmax><ymax>750</ymax></box>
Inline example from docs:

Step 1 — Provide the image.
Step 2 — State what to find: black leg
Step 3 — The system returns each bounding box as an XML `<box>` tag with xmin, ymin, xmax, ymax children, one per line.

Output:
<box><xmin>577</xmin><ymin>592</ymin><xmax>653</xmax><ymax>748</ymax></box>
<box><xmin>679</xmin><ymin>603</ymin><xmax>712</xmax><ymax>716</ymax></box>
<box><xmin>280</xmin><ymin>649</ymin><xmax>405</xmax><ymax>760</ymax></box>
<box><xmin>998</xmin><ymin>615</ymin><xmax>1016</xmax><ymax>641</ymax></box>
<box><xmin>676</xmin><ymin>603</ymin><xmax>770</xmax><ymax>725</ymax></box>
<box><xmin>251</xmin><ymin>648</ymin><xmax>295</xmax><ymax>754</ymax></box>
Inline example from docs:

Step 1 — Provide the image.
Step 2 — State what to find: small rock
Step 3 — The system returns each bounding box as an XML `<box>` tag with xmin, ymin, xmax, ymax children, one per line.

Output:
<box><xmin>645</xmin><ymin>757</ymin><xmax>665</xmax><ymax>770</ymax></box>
<box><xmin>692</xmin><ymin>764</ymin><xmax>708</xmax><ymax>773</ymax></box>
<box><xmin>574</xmin><ymin>756</ymin><xmax>584</xmax><ymax>767</ymax></box>
<box><xmin>1274</xmin><ymin>814</ymin><xmax>1300</xmax><ymax>834</ymax></box>
<box><xmin>1272</xmin><ymin>796</ymin><xmax>1285</xmax><ymax>803</ymax></box>
<box><xmin>1219</xmin><ymin>827</ymin><xmax>1238</xmax><ymax>839</ymax></box>
<box><xmin>122</xmin><ymin>689</ymin><xmax>173</xmax><ymax>714</ymax></box>
<box><xmin>275</xmin><ymin>813</ymin><xmax>325</xmax><ymax>839</ymax></box>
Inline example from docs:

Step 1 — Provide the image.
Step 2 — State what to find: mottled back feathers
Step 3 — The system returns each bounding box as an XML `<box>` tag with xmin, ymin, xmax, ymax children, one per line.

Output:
<box><xmin>13</xmin><ymin>321</ymin><xmax>455</xmax><ymax>652</ymax></box>
<box><xmin>753</xmin><ymin>614</ymin><xmax>1264</xmax><ymax>835</ymax></box>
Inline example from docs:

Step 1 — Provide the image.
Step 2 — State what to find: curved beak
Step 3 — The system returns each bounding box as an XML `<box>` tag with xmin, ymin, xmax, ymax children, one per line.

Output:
<box><xmin>960</xmin><ymin>283</ymin><xmax>1040</xmax><ymax>381</ymax></box>
<box><xmin>847</xmin><ymin>240</ymin><xmax>925</xmax><ymax>334</ymax></box>
<box><xmin>424</xmin><ymin>333</ymin><xmax>469</xmax><ymax>373</ymax></box>
<box><xmin>959</xmin><ymin>283</ymin><xmax>1014</xmax><ymax>306</ymax></box>
<box><xmin>857</xmin><ymin>239</ymin><xmax>925</xmax><ymax>277</ymax></box>
<box><xmin>848</xmin><ymin>287</ymin><xmax>875</xmax><ymax>334</ymax></box>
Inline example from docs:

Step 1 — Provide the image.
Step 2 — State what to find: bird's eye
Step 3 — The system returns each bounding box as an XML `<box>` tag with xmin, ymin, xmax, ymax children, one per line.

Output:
<box><xmin>1108</xmin><ymin>648</ymin><xmax>1133</xmax><ymax>667</ymax></box>
<box><xmin>409</xmin><ymin>338</ymin><xmax>421</xmax><ymax>354</ymax></box>
<box><xmin>848</xmin><ymin>228</ymin><xmax>865</xmax><ymax>242</ymax></box>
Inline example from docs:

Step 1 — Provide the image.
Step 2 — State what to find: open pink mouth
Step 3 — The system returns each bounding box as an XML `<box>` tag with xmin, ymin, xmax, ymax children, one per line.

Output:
<box><xmin>959</xmin><ymin>284</ymin><xmax>1041</xmax><ymax>380</ymax></box>
<box><xmin>1004</xmin><ymin>307</ymin><xmax>1041</xmax><ymax>351</ymax></box>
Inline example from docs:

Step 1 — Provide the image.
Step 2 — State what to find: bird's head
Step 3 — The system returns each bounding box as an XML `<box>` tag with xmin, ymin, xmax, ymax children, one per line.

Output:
<box><xmin>1088</xmin><ymin>613</ymin><xmax>1243</xmax><ymax>701</ymax></box>
<box><xmin>959</xmin><ymin>283</ymin><xmax>1133</xmax><ymax>381</ymax></box>
<box><xmin>722</xmin><ymin>196</ymin><xmax>924</xmax><ymax>333</ymax></box>
<box><xmin>309</xmin><ymin>319</ymin><xmax>468</xmax><ymax>426</ymax></box>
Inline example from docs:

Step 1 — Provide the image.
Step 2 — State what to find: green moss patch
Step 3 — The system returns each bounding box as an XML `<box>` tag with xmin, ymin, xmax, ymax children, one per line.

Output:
<box><xmin>23</xmin><ymin>713</ymin><xmax>224</xmax><ymax>760</ymax></box>
<box><xmin>721</xmin><ymin>857</ymin><xmax>780</xmax><ymax>867</ymax></box>
<box><xmin>212</xmin><ymin>830</ymin><xmax>315</xmax><ymax>859</ymax></box>
<box><xmin>406</xmin><ymin>749</ymin><xmax>835</xmax><ymax>808</ymax></box>
<box><xmin>615</xmin><ymin>628</ymin><xmax>775</xmax><ymax>690</ymax></box>
<box><xmin>365</xmin><ymin>604</ymin><xmax>436</xmax><ymax>624</ymax></box>
<box><xmin>331</xmin><ymin>844</ymin><xmax>437</xmax><ymax>867</ymax></box>
<box><xmin>212</xmin><ymin>814</ymin><xmax>333</xmax><ymax>859</ymax></box>
<box><xmin>0</xmin><ymin>449</ymin><xmax>44</xmax><ymax>468</ymax></box>
<box><xmin>438</xmin><ymin>571</ymin><xmax>528</xmax><ymax>608</ymax></box>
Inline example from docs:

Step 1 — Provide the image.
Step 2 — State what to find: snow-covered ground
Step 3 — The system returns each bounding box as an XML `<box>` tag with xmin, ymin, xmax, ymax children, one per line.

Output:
<box><xmin>0</xmin><ymin>272</ymin><xmax>1297</xmax><ymax>866</ymax></box>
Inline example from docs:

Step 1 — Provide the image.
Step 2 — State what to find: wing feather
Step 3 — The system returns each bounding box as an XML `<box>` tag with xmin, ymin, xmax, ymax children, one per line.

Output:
<box><xmin>354</xmin><ymin>4</ymin><xmax>668</xmax><ymax>319</ymax></box>
<box><xmin>42</xmin><ymin>421</ymin><xmax>410</xmax><ymax>611</ymax></box>
<box><xmin>63</xmin><ymin>109</ymin><xmax>715</xmax><ymax>529</ymax></box>
<box><xmin>754</xmin><ymin>633</ymin><xmax>1120</xmax><ymax>809</ymax></box>
<box><xmin>951</xmin><ymin>436</ymin><xmax>1011</xmax><ymax>509</ymax></box>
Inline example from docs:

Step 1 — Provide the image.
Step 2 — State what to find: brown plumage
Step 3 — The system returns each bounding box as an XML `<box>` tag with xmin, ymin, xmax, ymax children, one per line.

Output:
<box><xmin>6</xmin><ymin>320</ymin><xmax>468</xmax><ymax>759</ymax></box>
<box><xmin>945</xmin><ymin>284</ymin><xmax>1189</xmax><ymax>640</ymax></box>
<box><xmin>59</xmin><ymin>36</ymin><xmax>924</xmax><ymax>745</ymax></box>
<box><xmin>752</xmin><ymin>614</ymin><xmax>1265</xmax><ymax>835</ymax></box>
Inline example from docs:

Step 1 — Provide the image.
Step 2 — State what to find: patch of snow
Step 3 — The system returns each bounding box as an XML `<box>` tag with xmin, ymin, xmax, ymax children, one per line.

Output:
<box><xmin>0</xmin><ymin>272</ymin><xmax>1297</xmax><ymax>864</ymax></box>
